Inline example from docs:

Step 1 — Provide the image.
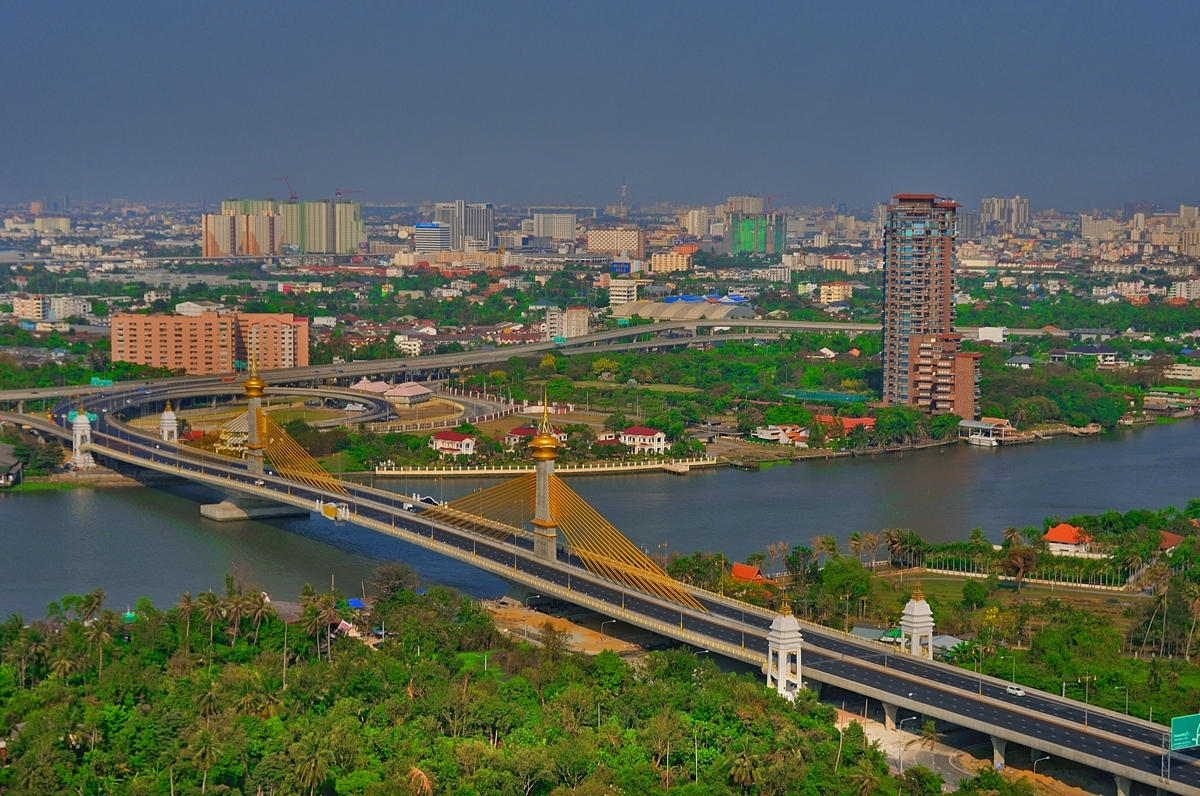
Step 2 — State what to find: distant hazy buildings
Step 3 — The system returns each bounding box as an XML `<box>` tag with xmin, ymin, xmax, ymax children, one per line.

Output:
<box><xmin>881</xmin><ymin>194</ymin><xmax>974</xmax><ymax>416</ymax></box>
<box><xmin>532</xmin><ymin>213</ymin><xmax>577</xmax><ymax>240</ymax></box>
<box><xmin>728</xmin><ymin>213</ymin><xmax>786</xmax><ymax>255</ymax></box>
<box><xmin>726</xmin><ymin>195</ymin><xmax>765</xmax><ymax>215</ymax></box>
<box><xmin>202</xmin><ymin>198</ymin><xmax>364</xmax><ymax>256</ymax></box>
<box><xmin>111</xmin><ymin>311</ymin><xmax>309</xmax><ymax>374</ymax></box>
<box><xmin>980</xmin><ymin>196</ymin><xmax>1030</xmax><ymax>236</ymax></box>
<box><xmin>544</xmin><ymin>305</ymin><xmax>589</xmax><ymax>340</ymax></box>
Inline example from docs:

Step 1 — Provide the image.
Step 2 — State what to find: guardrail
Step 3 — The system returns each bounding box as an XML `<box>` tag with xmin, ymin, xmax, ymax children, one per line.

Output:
<box><xmin>372</xmin><ymin>457</ymin><xmax>723</xmax><ymax>477</ymax></box>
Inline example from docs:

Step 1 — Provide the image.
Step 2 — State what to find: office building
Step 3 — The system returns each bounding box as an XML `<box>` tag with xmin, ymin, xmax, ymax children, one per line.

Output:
<box><xmin>202</xmin><ymin>213</ymin><xmax>283</xmax><ymax>257</ymax></box>
<box><xmin>334</xmin><ymin>201</ymin><xmax>366</xmax><ymax>254</ymax></box>
<box><xmin>726</xmin><ymin>195</ymin><xmax>764</xmax><ymax>215</ymax></box>
<box><xmin>413</xmin><ymin>222</ymin><xmax>451</xmax><ymax>253</ymax></box>
<box><xmin>956</xmin><ymin>211</ymin><xmax>981</xmax><ymax>240</ymax></box>
<box><xmin>907</xmin><ymin>333</ymin><xmax>981</xmax><ymax>420</ymax></box>
<box><xmin>881</xmin><ymin>194</ymin><xmax>958</xmax><ymax>407</ymax></box>
<box><xmin>532</xmin><ymin>213</ymin><xmax>577</xmax><ymax>240</ymax></box>
<box><xmin>463</xmin><ymin>203</ymin><xmax>495</xmax><ymax>250</ymax></box>
<box><xmin>222</xmin><ymin>198</ymin><xmax>278</xmax><ymax>216</ymax></box>
<box><xmin>587</xmin><ymin>227</ymin><xmax>647</xmax><ymax>259</ymax></box>
<box><xmin>110</xmin><ymin>312</ymin><xmax>308</xmax><ymax>375</ymax></box>
<box><xmin>980</xmin><ymin>196</ymin><xmax>1030</xmax><ymax>236</ymax></box>
<box><xmin>1080</xmin><ymin>214</ymin><xmax>1121</xmax><ymax>242</ymax></box>
<box><xmin>434</xmin><ymin>200</ymin><xmax>466</xmax><ymax>250</ymax></box>
<box><xmin>650</xmin><ymin>252</ymin><xmax>691</xmax><ymax>273</ymax></box>
<box><xmin>608</xmin><ymin>280</ymin><xmax>638</xmax><ymax>305</ymax></box>
<box><xmin>12</xmin><ymin>294</ymin><xmax>50</xmax><ymax>321</ymax></box>
<box><xmin>821</xmin><ymin>254</ymin><xmax>858</xmax><ymax>274</ymax></box>
<box><xmin>278</xmin><ymin>201</ymin><xmax>336</xmax><ymax>254</ymax></box>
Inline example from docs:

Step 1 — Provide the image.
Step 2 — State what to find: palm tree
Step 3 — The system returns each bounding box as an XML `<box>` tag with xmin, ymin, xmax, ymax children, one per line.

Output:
<box><xmin>848</xmin><ymin>532</ymin><xmax>863</xmax><ymax>562</ymax></box>
<box><xmin>291</xmin><ymin>736</ymin><xmax>333</xmax><ymax>796</ymax></box>
<box><xmin>196</xmin><ymin>682</ymin><xmax>221</xmax><ymax>722</ymax></box>
<box><xmin>177</xmin><ymin>592</ymin><xmax>196</xmax><ymax>647</ymax></box>
<box><xmin>811</xmin><ymin>535</ymin><xmax>825</xmax><ymax>568</ymax></box>
<box><xmin>224</xmin><ymin>593</ymin><xmax>246</xmax><ymax>646</ymax></box>
<box><xmin>1002</xmin><ymin>527</ymin><xmax>1023</xmax><ymax>548</ymax></box>
<box><xmin>302</xmin><ymin>608</ymin><xmax>327</xmax><ymax>662</ymax></box>
<box><xmin>863</xmin><ymin>532</ymin><xmax>880</xmax><ymax>570</ymax></box>
<box><xmin>82</xmin><ymin>587</ymin><xmax>106</xmax><ymax>621</ymax></box>
<box><xmin>1185</xmin><ymin>584</ymin><xmax>1200</xmax><ymax>660</ymax></box>
<box><xmin>84</xmin><ymin>611</ymin><xmax>115</xmax><ymax>680</ymax></box>
<box><xmin>317</xmin><ymin>593</ymin><xmax>341</xmax><ymax>664</ymax></box>
<box><xmin>197</xmin><ymin>591</ymin><xmax>223</xmax><ymax>646</ymax></box>
<box><xmin>408</xmin><ymin>767</ymin><xmax>434</xmax><ymax>796</ymax></box>
<box><xmin>188</xmin><ymin>728</ymin><xmax>221</xmax><ymax>794</ymax></box>
<box><xmin>50</xmin><ymin>647</ymin><xmax>77</xmax><ymax>680</ymax></box>
<box><xmin>246</xmin><ymin>592</ymin><xmax>275</xmax><ymax>645</ymax></box>
<box><xmin>920</xmin><ymin>720</ymin><xmax>940</xmax><ymax>767</ymax></box>
<box><xmin>727</xmin><ymin>740</ymin><xmax>756</xmax><ymax>790</ymax></box>
<box><xmin>848</xmin><ymin>759</ymin><xmax>880</xmax><ymax>796</ymax></box>
<box><xmin>1004</xmin><ymin>546</ymin><xmax>1038</xmax><ymax>593</ymax></box>
<box><xmin>3</xmin><ymin>636</ymin><xmax>31</xmax><ymax>689</ymax></box>
<box><xmin>882</xmin><ymin>528</ymin><xmax>904</xmax><ymax>565</ymax></box>
<box><xmin>820</xmin><ymin>535</ymin><xmax>840</xmax><ymax>562</ymax></box>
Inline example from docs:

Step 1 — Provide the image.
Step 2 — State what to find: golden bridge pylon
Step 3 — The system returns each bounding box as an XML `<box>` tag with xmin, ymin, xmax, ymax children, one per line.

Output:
<box><xmin>421</xmin><ymin>401</ymin><xmax>704</xmax><ymax>611</ymax></box>
<box><xmin>213</xmin><ymin>409</ymin><xmax>348</xmax><ymax>495</ymax></box>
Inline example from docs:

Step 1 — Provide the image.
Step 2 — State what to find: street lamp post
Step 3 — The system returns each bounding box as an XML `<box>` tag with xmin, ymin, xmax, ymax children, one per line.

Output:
<box><xmin>898</xmin><ymin>716</ymin><xmax>918</xmax><ymax>773</ymax></box>
<box><xmin>601</xmin><ymin>620</ymin><xmax>615</xmax><ymax>639</ymax></box>
<box><xmin>1078</xmin><ymin>674</ymin><xmax>1096</xmax><ymax>727</ymax></box>
<box><xmin>523</xmin><ymin>594</ymin><xmax>541</xmax><ymax>641</ymax></box>
<box><xmin>1115</xmin><ymin>685</ymin><xmax>1128</xmax><ymax>715</ymax></box>
<box><xmin>1033</xmin><ymin>754</ymin><xmax>1050</xmax><ymax>774</ymax></box>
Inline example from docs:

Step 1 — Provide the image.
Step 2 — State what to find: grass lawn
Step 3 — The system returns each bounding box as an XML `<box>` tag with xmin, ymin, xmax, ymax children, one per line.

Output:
<box><xmin>267</xmin><ymin>407</ymin><xmax>345</xmax><ymax>425</ymax></box>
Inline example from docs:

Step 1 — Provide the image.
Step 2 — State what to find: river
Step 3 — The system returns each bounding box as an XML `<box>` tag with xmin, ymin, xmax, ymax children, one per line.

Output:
<box><xmin>3</xmin><ymin>421</ymin><xmax>1198</xmax><ymax>619</ymax></box>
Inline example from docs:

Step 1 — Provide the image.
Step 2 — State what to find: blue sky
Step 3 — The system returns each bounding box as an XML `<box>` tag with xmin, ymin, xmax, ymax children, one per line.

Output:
<box><xmin>2</xmin><ymin>1</ymin><xmax>1198</xmax><ymax>211</ymax></box>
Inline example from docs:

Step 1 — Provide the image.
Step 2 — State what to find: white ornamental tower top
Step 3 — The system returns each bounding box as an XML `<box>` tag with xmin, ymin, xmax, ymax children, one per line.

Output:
<box><xmin>159</xmin><ymin>401</ymin><xmax>179</xmax><ymax>442</ymax></box>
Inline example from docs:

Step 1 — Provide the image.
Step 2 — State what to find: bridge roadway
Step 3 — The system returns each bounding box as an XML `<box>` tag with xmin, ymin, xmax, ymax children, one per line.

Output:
<box><xmin>0</xmin><ymin>380</ymin><xmax>1189</xmax><ymax>793</ymax></box>
<box><xmin>0</xmin><ymin>318</ymin><xmax>1061</xmax><ymax>403</ymax></box>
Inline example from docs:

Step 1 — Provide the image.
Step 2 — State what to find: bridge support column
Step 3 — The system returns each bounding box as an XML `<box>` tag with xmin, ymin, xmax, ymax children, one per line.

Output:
<box><xmin>1114</xmin><ymin>775</ymin><xmax>1131</xmax><ymax>796</ymax></box>
<box><xmin>990</xmin><ymin>736</ymin><xmax>1007</xmax><ymax>770</ymax></box>
<box><xmin>200</xmin><ymin>495</ymin><xmax>310</xmax><ymax>522</ymax></box>
<box><xmin>882</xmin><ymin>702</ymin><xmax>898</xmax><ymax>731</ymax></box>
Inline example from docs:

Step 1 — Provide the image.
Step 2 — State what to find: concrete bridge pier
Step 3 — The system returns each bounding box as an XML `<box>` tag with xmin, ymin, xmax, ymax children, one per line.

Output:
<box><xmin>991</xmin><ymin>736</ymin><xmax>1007</xmax><ymax>769</ymax></box>
<box><xmin>882</xmin><ymin>702</ymin><xmax>898</xmax><ymax>731</ymax></box>
<box><xmin>200</xmin><ymin>494</ymin><xmax>310</xmax><ymax>522</ymax></box>
<box><xmin>1114</xmin><ymin>775</ymin><xmax>1132</xmax><ymax>796</ymax></box>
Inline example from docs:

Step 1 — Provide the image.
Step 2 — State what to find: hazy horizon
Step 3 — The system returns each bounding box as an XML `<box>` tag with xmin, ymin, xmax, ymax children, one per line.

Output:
<box><xmin>3</xmin><ymin>1</ymin><xmax>1198</xmax><ymax>212</ymax></box>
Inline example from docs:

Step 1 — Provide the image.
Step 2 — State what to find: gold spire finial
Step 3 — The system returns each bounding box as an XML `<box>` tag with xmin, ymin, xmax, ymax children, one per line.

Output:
<box><xmin>242</xmin><ymin>344</ymin><xmax>266</xmax><ymax>398</ymax></box>
<box><xmin>911</xmin><ymin>582</ymin><xmax>924</xmax><ymax>601</ymax></box>
<box><xmin>528</xmin><ymin>387</ymin><xmax>561</xmax><ymax>461</ymax></box>
<box><xmin>164</xmin><ymin>400</ymin><xmax>172</xmax><ymax>412</ymax></box>
<box><xmin>779</xmin><ymin>595</ymin><xmax>793</xmax><ymax>616</ymax></box>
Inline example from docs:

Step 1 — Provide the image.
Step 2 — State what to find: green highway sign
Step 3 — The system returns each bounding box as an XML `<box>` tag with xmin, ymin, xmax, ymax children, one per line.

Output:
<box><xmin>1172</xmin><ymin>713</ymin><xmax>1200</xmax><ymax>750</ymax></box>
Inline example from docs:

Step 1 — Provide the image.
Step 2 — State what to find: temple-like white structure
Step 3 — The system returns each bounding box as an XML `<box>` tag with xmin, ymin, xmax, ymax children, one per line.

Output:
<box><xmin>899</xmin><ymin>584</ymin><xmax>935</xmax><ymax>658</ymax></box>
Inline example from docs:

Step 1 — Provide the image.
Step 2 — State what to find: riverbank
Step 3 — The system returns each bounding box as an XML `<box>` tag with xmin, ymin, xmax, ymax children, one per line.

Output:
<box><xmin>370</xmin><ymin>456</ymin><xmax>722</xmax><ymax>478</ymax></box>
<box><xmin>11</xmin><ymin>467</ymin><xmax>144</xmax><ymax>491</ymax></box>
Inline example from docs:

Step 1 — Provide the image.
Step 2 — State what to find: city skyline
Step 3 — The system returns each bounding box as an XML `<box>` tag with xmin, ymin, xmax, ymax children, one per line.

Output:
<box><xmin>2</xmin><ymin>2</ymin><xmax>1199</xmax><ymax>210</ymax></box>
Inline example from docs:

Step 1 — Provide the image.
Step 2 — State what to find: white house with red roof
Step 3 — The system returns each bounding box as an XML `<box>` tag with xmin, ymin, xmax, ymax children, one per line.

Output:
<box><xmin>428</xmin><ymin>430</ymin><xmax>476</xmax><ymax>457</ymax></box>
<box><xmin>619</xmin><ymin>425</ymin><xmax>668</xmax><ymax>454</ymax></box>
<box><xmin>1042</xmin><ymin>523</ymin><xmax>1103</xmax><ymax>559</ymax></box>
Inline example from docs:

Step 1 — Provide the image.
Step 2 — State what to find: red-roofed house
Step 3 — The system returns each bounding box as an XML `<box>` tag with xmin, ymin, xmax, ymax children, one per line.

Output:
<box><xmin>1160</xmin><ymin>530</ymin><xmax>1186</xmax><ymax>553</ymax></box>
<box><xmin>428</xmin><ymin>430</ymin><xmax>476</xmax><ymax>457</ymax></box>
<box><xmin>731</xmin><ymin>562</ymin><xmax>776</xmax><ymax>585</ymax></box>
<box><xmin>1042</xmin><ymin>523</ymin><xmax>1101</xmax><ymax>558</ymax></box>
<box><xmin>814</xmin><ymin>415</ymin><xmax>877</xmax><ymax>434</ymax></box>
<box><xmin>619</xmin><ymin>426</ymin><xmax>668</xmax><ymax>454</ymax></box>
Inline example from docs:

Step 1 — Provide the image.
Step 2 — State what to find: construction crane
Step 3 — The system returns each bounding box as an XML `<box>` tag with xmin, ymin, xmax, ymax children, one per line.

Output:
<box><xmin>273</xmin><ymin>177</ymin><xmax>298</xmax><ymax>202</ymax></box>
<box><xmin>334</xmin><ymin>188</ymin><xmax>363</xmax><ymax>202</ymax></box>
<box><xmin>764</xmin><ymin>194</ymin><xmax>790</xmax><ymax>213</ymax></box>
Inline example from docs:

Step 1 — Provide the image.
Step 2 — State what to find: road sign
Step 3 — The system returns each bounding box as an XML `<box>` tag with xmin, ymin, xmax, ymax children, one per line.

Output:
<box><xmin>553</xmin><ymin>336</ymin><xmax>567</xmax><ymax>344</ymax></box>
<box><xmin>1171</xmin><ymin>713</ymin><xmax>1200</xmax><ymax>750</ymax></box>
<box><xmin>90</xmin><ymin>377</ymin><xmax>114</xmax><ymax>387</ymax></box>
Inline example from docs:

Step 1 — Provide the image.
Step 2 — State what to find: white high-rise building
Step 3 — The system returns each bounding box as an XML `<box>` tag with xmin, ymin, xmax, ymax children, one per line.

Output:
<box><xmin>434</xmin><ymin>200</ymin><xmax>466</xmax><ymax>250</ymax></box>
<box><xmin>463</xmin><ymin>203</ymin><xmax>495</xmax><ymax>250</ymax></box>
<box><xmin>685</xmin><ymin>209</ymin><xmax>709</xmax><ymax>236</ymax></box>
<box><xmin>533</xmin><ymin>213</ymin><xmax>577</xmax><ymax>240</ymax></box>
<box><xmin>414</xmin><ymin>222</ymin><xmax>451</xmax><ymax>253</ymax></box>
<box><xmin>608</xmin><ymin>280</ymin><xmax>638</xmax><ymax>305</ymax></box>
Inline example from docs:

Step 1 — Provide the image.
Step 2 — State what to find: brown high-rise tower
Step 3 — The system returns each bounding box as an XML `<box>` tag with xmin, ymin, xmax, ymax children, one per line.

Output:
<box><xmin>881</xmin><ymin>194</ymin><xmax>959</xmax><ymax>408</ymax></box>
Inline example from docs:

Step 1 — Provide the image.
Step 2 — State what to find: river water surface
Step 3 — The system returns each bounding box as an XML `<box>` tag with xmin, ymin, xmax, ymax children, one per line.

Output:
<box><xmin>3</xmin><ymin>422</ymin><xmax>1198</xmax><ymax>619</ymax></box>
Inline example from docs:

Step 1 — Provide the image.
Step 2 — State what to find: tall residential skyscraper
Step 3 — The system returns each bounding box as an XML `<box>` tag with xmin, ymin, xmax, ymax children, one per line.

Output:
<box><xmin>881</xmin><ymin>194</ymin><xmax>959</xmax><ymax>408</ymax></box>
<box><xmin>980</xmin><ymin>196</ymin><xmax>1030</xmax><ymax>236</ymax></box>
<box><xmin>434</xmin><ymin>200</ymin><xmax>466</xmax><ymax>250</ymax></box>
<box><xmin>334</xmin><ymin>201</ymin><xmax>366</xmax><ymax>254</ymax></box>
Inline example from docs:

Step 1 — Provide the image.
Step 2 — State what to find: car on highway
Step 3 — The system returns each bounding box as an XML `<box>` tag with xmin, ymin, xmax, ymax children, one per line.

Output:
<box><xmin>1006</xmin><ymin>685</ymin><xmax>1025</xmax><ymax>697</ymax></box>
